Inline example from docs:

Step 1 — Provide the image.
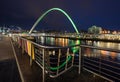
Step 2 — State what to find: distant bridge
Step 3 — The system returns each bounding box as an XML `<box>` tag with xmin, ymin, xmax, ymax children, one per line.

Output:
<box><xmin>29</xmin><ymin>8</ymin><xmax>79</xmax><ymax>34</ymax></box>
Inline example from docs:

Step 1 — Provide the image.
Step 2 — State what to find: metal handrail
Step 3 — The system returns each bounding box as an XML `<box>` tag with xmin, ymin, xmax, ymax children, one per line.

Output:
<box><xmin>13</xmin><ymin>36</ymin><xmax>120</xmax><ymax>82</ymax></box>
<box><xmin>100</xmin><ymin>71</ymin><xmax>120</xmax><ymax>81</ymax></box>
<box><xmin>84</xmin><ymin>61</ymin><xmax>120</xmax><ymax>76</ymax></box>
<box><xmin>80</xmin><ymin>44</ymin><xmax>120</xmax><ymax>53</ymax></box>
<box><xmin>84</xmin><ymin>57</ymin><xmax>120</xmax><ymax>70</ymax></box>
<box><xmin>84</xmin><ymin>56</ymin><xmax>120</xmax><ymax>66</ymax></box>
<box><xmin>83</xmin><ymin>65</ymin><xmax>120</xmax><ymax>81</ymax></box>
<box><xmin>81</xmin><ymin>44</ymin><xmax>120</xmax><ymax>81</ymax></box>
<box><xmin>16</xmin><ymin>36</ymin><xmax>81</xmax><ymax>80</ymax></box>
<box><xmin>21</xmin><ymin>37</ymin><xmax>80</xmax><ymax>49</ymax></box>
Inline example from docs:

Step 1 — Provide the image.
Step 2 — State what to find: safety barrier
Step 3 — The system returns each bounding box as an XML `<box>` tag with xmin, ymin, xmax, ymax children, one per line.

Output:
<box><xmin>12</xmin><ymin>35</ymin><xmax>81</xmax><ymax>82</ymax></box>
<box><xmin>81</xmin><ymin>45</ymin><xmax>120</xmax><ymax>82</ymax></box>
<box><xmin>11</xmin><ymin>34</ymin><xmax>120</xmax><ymax>82</ymax></box>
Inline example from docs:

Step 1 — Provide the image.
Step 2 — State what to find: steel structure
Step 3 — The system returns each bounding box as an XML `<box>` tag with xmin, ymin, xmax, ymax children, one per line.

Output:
<box><xmin>13</xmin><ymin>35</ymin><xmax>81</xmax><ymax>82</ymax></box>
<box><xmin>29</xmin><ymin>8</ymin><xmax>79</xmax><ymax>34</ymax></box>
<box><xmin>11</xmin><ymin>34</ymin><xmax>120</xmax><ymax>82</ymax></box>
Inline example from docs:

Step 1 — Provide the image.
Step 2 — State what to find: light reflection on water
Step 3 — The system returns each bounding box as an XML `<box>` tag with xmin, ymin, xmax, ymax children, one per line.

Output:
<box><xmin>84</xmin><ymin>48</ymin><xmax>120</xmax><ymax>62</ymax></box>
<box><xmin>37</xmin><ymin>37</ymin><xmax>120</xmax><ymax>62</ymax></box>
<box><xmin>45</xmin><ymin>37</ymin><xmax>80</xmax><ymax>47</ymax></box>
<box><xmin>81</xmin><ymin>40</ymin><xmax>120</xmax><ymax>62</ymax></box>
<box><xmin>96</xmin><ymin>41</ymin><xmax>120</xmax><ymax>50</ymax></box>
<box><xmin>117</xmin><ymin>53</ymin><xmax>120</xmax><ymax>60</ymax></box>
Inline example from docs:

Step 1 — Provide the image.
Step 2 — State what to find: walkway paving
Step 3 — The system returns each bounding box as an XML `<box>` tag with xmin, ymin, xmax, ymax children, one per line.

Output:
<box><xmin>0</xmin><ymin>35</ymin><xmax>21</xmax><ymax>82</ymax></box>
<box><xmin>0</xmin><ymin>36</ymin><xmax>14</xmax><ymax>61</ymax></box>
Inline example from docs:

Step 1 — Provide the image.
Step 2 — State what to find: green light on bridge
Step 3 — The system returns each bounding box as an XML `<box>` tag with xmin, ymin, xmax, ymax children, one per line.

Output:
<box><xmin>29</xmin><ymin>8</ymin><xmax>79</xmax><ymax>34</ymax></box>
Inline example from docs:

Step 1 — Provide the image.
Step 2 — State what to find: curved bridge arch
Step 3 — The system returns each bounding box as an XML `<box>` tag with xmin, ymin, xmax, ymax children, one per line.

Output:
<box><xmin>29</xmin><ymin>8</ymin><xmax>79</xmax><ymax>34</ymax></box>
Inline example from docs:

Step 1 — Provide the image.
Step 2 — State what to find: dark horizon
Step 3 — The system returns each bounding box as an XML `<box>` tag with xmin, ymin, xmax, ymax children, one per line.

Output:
<box><xmin>0</xmin><ymin>0</ymin><xmax>120</xmax><ymax>32</ymax></box>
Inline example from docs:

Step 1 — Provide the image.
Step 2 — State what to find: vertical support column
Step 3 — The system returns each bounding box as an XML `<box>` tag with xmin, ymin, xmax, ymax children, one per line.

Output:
<box><xmin>78</xmin><ymin>47</ymin><xmax>81</xmax><ymax>74</ymax></box>
<box><xmin>46</xmin><ymin>49</ymin><xmax>50</xmax><ymax>71</ymax></box>
<box><xmin>65</xmin><ymin>48</ymin><xmax>69</xmax><ymax>70</ymax></box>
<box><xmin>30</xmin><ymin>43</ymin><xmax>32</xmax><ymax>66</ymax></box>
<box><xmin>71</xmin><ymin>48</ymin><xmax>75</xmax><ymax>66</ymax></box>
<box><xmin>99</xmin><ymin>50</ymin><xmax>101</xmax><ymax>74</ymax></box>
<box><xmin>22</xmin><ymin>40</ymin><xmax>24</xmax><ymax>54</ymax></box>
<box><xmin>57</xmin><ymin>49</ymin><xmax>61</xmax><ymax>75</ymax></box>
<box><xmin>42</xmin><ymin>48</ymin><xmax>45</xmax><ymax>82</ymax></box>
<box><xmin>18</xmin><ymin>37</ymin><xmax>20</xmax><ymax>48</ymax></box>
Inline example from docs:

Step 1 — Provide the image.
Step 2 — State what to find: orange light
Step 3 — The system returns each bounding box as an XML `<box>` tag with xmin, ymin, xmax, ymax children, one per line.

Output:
<box><xmin>110</xmin><ymin>52</ymin><xmax>117</xmax><ymax>59</ymax></box>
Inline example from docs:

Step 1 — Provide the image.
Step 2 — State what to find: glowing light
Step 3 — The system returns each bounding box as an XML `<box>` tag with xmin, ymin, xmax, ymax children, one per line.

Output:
<box><xmin>29</xmin><ymin>8</ymin><xmax>79</xmax><ymax>34</ymax></box>
<box><xmin>101</xmin><ymin>50</ymin><xmax>110</xmax><ymax>58</ymax></box>
<box><xmin>70</xmin><ymin>40</ymin><xmax>80</xmax><ymax>53</ymax></box>
<box><xmin>110</xmin><ymin>52</ymin><xmax>117</xmax><ymax>59</ymax></box>
<box><xmin>49</xmin><ymin>56</ymin><xmax>72</xmax><ymax>70</ymax></box>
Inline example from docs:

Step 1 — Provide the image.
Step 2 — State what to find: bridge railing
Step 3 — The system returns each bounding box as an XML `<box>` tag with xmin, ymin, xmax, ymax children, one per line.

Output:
<box><xmin>11</xmin><ymin>34</ymin><xmax>120</xmax><ymax>82</ymax></box>
<box><xmin>11</xmin><ymin>35</ymin><xmax>81</xmax><ymax>82</ymax></box>
<box><xmin>80</xmin><ymin>44</ymin><xmax>120</xmax><ymax>82</ymax></box>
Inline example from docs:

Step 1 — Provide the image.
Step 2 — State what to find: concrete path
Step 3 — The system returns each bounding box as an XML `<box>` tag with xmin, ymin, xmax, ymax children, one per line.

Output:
<box><xmin>0</xmin><ymin>36</ymin><xmax>14</xmax><ymax>61</ymax></box>
<box><xmin>0</xmin><ymin>35</ymin><xmax>21</xmax><ymax>82</ymax></box>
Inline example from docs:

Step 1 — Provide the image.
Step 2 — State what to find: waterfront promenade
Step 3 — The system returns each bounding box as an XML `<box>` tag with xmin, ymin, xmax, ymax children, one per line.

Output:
<box><xmin>12</xmin><ymin>37</ymin><xmax>108</xmax><ymax>82</ymax></box>
<box><xmin>0</xmin><ymin>36</ymin><xmax>109</xmax><ymax>82</ymax></box>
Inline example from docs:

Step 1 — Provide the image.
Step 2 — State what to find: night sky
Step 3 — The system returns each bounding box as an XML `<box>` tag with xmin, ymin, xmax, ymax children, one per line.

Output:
<box><xmin>0</xmin><ymin>0</ymin><xmax>120</xmax><ymax>32</ymax></box>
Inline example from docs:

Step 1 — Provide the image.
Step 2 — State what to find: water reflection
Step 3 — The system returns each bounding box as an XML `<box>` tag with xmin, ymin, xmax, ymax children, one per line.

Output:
<box><xmin>84</xmin><ymin>48</ymin><xmax>119</xmax><ymax>61</ymax></box>
<box><xmin>82</xmin><ymin>40</ymin><xmax>120</xmax><ymax>61</ymax></box>
<box><xmin>45</xmin><ymin>37</ymin><xmax>80</xmax><ymax>47</ymax></box>
<box><xmin>36</xmin><ymin>36</ymin><xmax>120</xmax><ymax>61</ymax></box>
<box><xmin>117</xmin><ymin>53</ymin><xmax>120</xmax><ymax>61</ymax></box>
<box><xmin>100</xmin><ymin>50</ymin><xmax>110</xmax><ymax>58</ymax></box>
<box><xmin>96</xmin><ymin>41</ymin><xmax>120</xmax><ymax>50</ymax></box>
<box><xmin>110</xmin><ymin>52</ymin><xmax>117</xmax><ymax>60</ymax></box>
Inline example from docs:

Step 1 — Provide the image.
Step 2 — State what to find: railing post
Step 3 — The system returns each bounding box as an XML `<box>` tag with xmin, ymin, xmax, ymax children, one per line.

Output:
<box><xmin>99</xmin><ymin>50</ymin><xmax>101</xmax><ymax>74</ymax></box>
<box><xmin>78</xmin><ymin>47</ymin><xmax>81</xmax><ymax>74</ymax></box>
<box><xmin>57</xmin><ymin>49</ymin><xmax>61</xmax><ymax>75</ymax></box>
<box><xmin>18</xmin><ymin>37</ymin><xmax>20</xmax><ymax>48</ymax></box>
<box><xmin>30</xmin><ymin>43</ymin><xmax>33</xmax><ymax>66</ymax></box>
<box><xmin>22</xmin><ymin>40</ymin><xmax>24</xmax><ymax>54</ymax></box>
<box><xmin>65</xmin><ymin>48</ymin><xmax>69</xmax><ymax>70</ymax></box>
<box><xmin>71</xmin><ymin>48</ymin><xmax>74</xmax><ymax>66</ymax></box>
<box><xmin>42</xmin><ymin>48</ymin><xmax>45</xmax><ymax>82</ymax></box>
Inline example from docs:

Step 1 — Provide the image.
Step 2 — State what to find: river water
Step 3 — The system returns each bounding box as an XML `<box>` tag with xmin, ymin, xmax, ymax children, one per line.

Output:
<box><xmin>36</xmin><ymin>36</ymin><xmax>120</xmax><ymax>61</ymax></box>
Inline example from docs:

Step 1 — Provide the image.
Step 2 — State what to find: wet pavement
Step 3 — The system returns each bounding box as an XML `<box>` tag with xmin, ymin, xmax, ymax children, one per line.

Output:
<box><xmin>0</xmin><ymin>36</ymin><xmax>14</xmax><ymax>61</ymax></box>
<box><xmin>0</xmin><ymin>59</ymin><xmax>21</xmax><ymax>82</ymax></box>
<box><xmin>0</xmin><ymin>36</ymin><xmax>21</xmax><ymax>82</ymax></box>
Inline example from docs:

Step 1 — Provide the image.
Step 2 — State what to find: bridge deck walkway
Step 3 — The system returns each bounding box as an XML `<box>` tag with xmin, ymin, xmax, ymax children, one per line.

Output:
<box><xmin>0</xmin><ymin>36</ymin><xmax>21</xmax><ymax>82</ymax></box>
